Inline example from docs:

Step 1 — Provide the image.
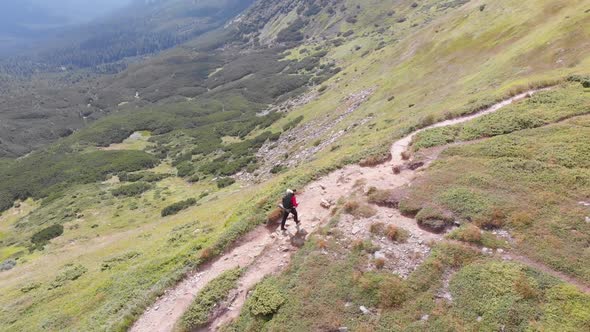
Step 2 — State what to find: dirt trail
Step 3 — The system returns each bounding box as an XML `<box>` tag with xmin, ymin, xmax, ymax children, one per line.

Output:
<box><xmin>132</xmin><ymin>88</ymin><xmax>586</xmax><ymax>332</ymax></box>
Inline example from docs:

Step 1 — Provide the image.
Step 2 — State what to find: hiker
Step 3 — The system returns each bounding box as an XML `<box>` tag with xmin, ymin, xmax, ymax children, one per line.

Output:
<box><xmin>281</xmin><ymin>189</ymin><xmax>300</xmax><ymax>231</ymax></box>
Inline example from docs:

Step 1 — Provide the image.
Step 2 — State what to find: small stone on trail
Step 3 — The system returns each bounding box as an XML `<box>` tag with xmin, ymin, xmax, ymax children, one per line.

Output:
<box><xmin>320</xmin><ymin>199</ymin><xmax>332</xmax><ymax>209</ymax></box>
<box><xmin>585</xmin><ymin>216</ymin><xmax>590</xmax><ymax>223</ymax></box>
<box><xmin>477</xmin><ymin>316</ymin><xmax>483</xmax><ymax>322</ymax></box>
<box><xmin>497</xmin><ymin>248</ymin><xmax>504</xmax><ymax>254</ymax></box>
<box><xmin>320</xmin><ymin>184</ymin><xmax>326</xmax><ymax>190</ymax></box>
<box><xmin>360</xmin><ymin>306</ymin><xmax>371</xmax><ymax>315</ymax></box>
<box><xmin>421</xmin><ymin>314</ymin><xmax>429</xmax><ymax>321</ymax></box>
<box><xmin>338</xmin><ymin>327</ymin><xmax>349</xmax><ymax>332</ymax></box>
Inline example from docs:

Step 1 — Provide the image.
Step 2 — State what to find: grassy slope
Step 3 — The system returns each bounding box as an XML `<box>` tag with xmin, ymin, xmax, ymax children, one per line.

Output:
<box><xmin>1</xmin><ymin>0</ymin><xmax>590</xmax><ymax>331</ymax></box>
<box><xmin>402</xmin><ymin>107</ymin><xmax>590</xmax><ymax>282</ymax></box>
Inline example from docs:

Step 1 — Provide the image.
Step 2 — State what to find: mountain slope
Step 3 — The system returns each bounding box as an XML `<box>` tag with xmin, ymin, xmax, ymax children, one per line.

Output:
<box><xmin>0</xmin><ymin>0</ymin><xmax>589</xmax><ymax>331</ymax></box>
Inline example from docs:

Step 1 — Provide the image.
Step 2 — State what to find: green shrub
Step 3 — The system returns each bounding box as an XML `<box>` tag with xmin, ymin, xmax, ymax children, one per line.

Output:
<box><xmin>247</xmin><ymin>278</ymin><xmax>285</xmax><ymax>316</ymax></box>
<box><xmin>270</xmin><ymin>165</ymin><xmax>286</xmax><ymax>174</ymax></box>
<box><xmin>217</xmin><ymin>178</ymin><xmax>235</xmax><ymax>188</ymax></box>
<box><xmin>101</xmin><ymin>251</ymin><xmax>141</xmax><ymax>271</ymax></box>
<box><xmin>415</xmin><ymin>205</ymin><xmax>454</xmax><ymax>233</ymax></box>
<box><xmin>276</xmin><ymin>18</ymin><xmax>306</xmax><ymax>43</ymax></box>
<box><xmin>180</xmin><ymin>268</ymin><xmax>242</xmax><ymax>331</ymax></box>
<box><xmin>118</xmin><ymin>171</ymin><xmax>168</xmax><ymax>183</ymax></box>
<box><xmin>343</xmin><ymin>200</ymin><xmax>377</xmax><ymax>218</ymax></box>
<box><xmin>31</xmin><ymin>224</ymin><xmax>64</xmax><ymax>246</ymax></box>
<box><xmin>398</xmin><ymin>198</ymin><xmax>422</xmax><ymax>216</ymax></box>
<box><xmin>49</xmin><ymin>264</ymin><xmax>87</xmax><ymax>289</ymax></box>
<box><xmin>386</xmin><ymin>225</ymin><xmax>410</xmax><ymax>243</ymax></box>
<box><xmin>20</xmin><ymin>283</ymin><xmax>41</xmax><ymax>293</ymax></box>
<box><xmin>355</xmin><ymin>272</ymin><xmax>409</xmax><ymax>308</ymax></box>
<box><xmin>161</xmin><ymin>198</ymin><xmax>197</xmax><ymax>217</ymax></box>
<box><xmin>188</xmin><ymin>174</ymin><xmax>201</xmax><ymax>183</ymax></box>
<box><xmin>283</xmin><ymin>115</ymin><xmax>304</xmax><ymax>131</ymax></box>
<box><xmin>447</xmin><ymin>224</ymin><xmax>482</xmax><ymax>244</ymax></box>
<box><xmin>111</xmin><ymin>182</ymin><xmax>152</xmax><ymax>197</ymax></box>
<box><xmin>176</xmin><ymin>161</ymin><xmax>195</xmax><ymax>177</ymax></box>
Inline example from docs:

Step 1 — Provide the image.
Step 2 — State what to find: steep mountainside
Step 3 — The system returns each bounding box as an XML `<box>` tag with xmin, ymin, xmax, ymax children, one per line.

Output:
<box><xmin>0</xmin><ymin>0</ymin><xmax>589</xmax><ymax>331</ymax></box>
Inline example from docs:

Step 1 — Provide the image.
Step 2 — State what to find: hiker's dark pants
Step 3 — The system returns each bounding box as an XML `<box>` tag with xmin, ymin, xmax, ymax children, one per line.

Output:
<box><xmin>281</xmin><ymin>208</ymin><xmax>299</xmax><ymax>229</ymax></box>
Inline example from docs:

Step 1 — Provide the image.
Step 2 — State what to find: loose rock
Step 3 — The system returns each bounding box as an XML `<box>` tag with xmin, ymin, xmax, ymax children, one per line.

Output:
<box><xmin>359</xmin><ymin>306</ymin><xmax>371</xmax><ymax>315</ymax></box>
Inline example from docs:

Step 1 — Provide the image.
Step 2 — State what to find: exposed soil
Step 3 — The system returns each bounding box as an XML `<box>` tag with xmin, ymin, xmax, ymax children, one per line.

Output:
<box><xmin>131</xmin><ymin>88</ymin><xmax>588</xmax><ymax>332</ymax></box>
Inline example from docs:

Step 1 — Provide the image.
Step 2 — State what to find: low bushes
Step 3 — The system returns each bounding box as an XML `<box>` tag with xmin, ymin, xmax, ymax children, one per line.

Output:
<box><xmin>118</xmin><ymin>171</ymin><xmax>168</xmax><ymax>183</ymax></box>
<box><xmin>270</xmin><ymin>165</ymin><xmax>286</xmax><ymax>174</ymax></box>
<box><xmin>385</xmin><ymin>225</ymin><xmax>409</xmax><ymax>243</ymax></box>
<box><xmin>48</xmin><ymin>264</ymin><xmax>87</xmax><ymax>289</ymax></box>
<box><xmin>247</xmin><ymin>278</ymin><xmax>286</xmax><ymax>316</ymax></box>
<box><xmin>343</xmin><ymin>200</ymin><xmax>377</xmax><ymax>218</ymax></box>
<box><xmin>370</xmin><ymin>222</ymin><xmax>409</xmax><ymax>243</ymax></box>
<box><xmin>180</xmin><ymin>268</ymin><xmax>242</xmax><ymax>331</ymax></box>
<box><xmin>448</xmin><ymin>224</ymin><xmax>482</xmax><ymax>244</ymax></box>
<box><xmin>448</xmin><ymin>224</ymin><xmax>507</xmax><ymax>249</ymax></box>
<box><xmin>161</xmin><ymin>198</ymin><xmax>197</xmax><ymax>217</ymax></box>
<box><xmin>415</xmin><ymin>205</ymin><xmax>454</xmax><ymax>233</ymax></box>
<box><xmin>367</xmin><ymin>187</ymin><xmax>403</xmax><ymax>208</ymax></box>
<box><xmin>283</xmin><ymin>115</ymin><xmax>304</xmax><ymax>131</ymax></box>
<box><xmin>359</xmin><ymin>152</ymin><xmax>392</xmax><ymax>167</ymax></box>
<box><xmin>355</xmin><ymin>272</ymin><xmax>410</xmax><ymax>308</ymax></box>
<box><xmin>101</xmin><ymin>251</ymin><xmax>141</xmax><ymax>271</ymax></box>
<box><xmin>111</xmin><ymin>182</ymin><xmax>152</xmax><ymax>197</ymax></box>
<box><xmin>31</xmin><ymin>224</ymin><xmax>64</xmax><ymax>249</ymax></box>
<box><xmin>217</xmin><ymin>177</ymin><xmax>235</xmax><ymax>188</ymax></box>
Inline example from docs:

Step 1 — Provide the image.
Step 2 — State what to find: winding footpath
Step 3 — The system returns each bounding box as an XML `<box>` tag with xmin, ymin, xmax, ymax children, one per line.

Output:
<box><xmin>131</xmin><ymin>88</ymin><xmax>587</xmax><ymax>332</ymax></box>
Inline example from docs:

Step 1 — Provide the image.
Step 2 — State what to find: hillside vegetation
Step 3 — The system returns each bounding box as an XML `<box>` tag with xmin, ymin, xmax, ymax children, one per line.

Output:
<box><xmin>1</xmin><ymin>0</ymin><xmax>590</xmax><ymax>331</ymax></box>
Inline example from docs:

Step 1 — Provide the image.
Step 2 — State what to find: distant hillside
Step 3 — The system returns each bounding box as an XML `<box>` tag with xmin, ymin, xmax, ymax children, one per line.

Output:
<box><xmin>0</xmin><ymin>0</ymin><xmax>133</xmax><ymax>55</ymax></box>
<box><xmin>0</xmin><ymin>0</ymin><xmax>254</xmax><ymax>69</ymax></box>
